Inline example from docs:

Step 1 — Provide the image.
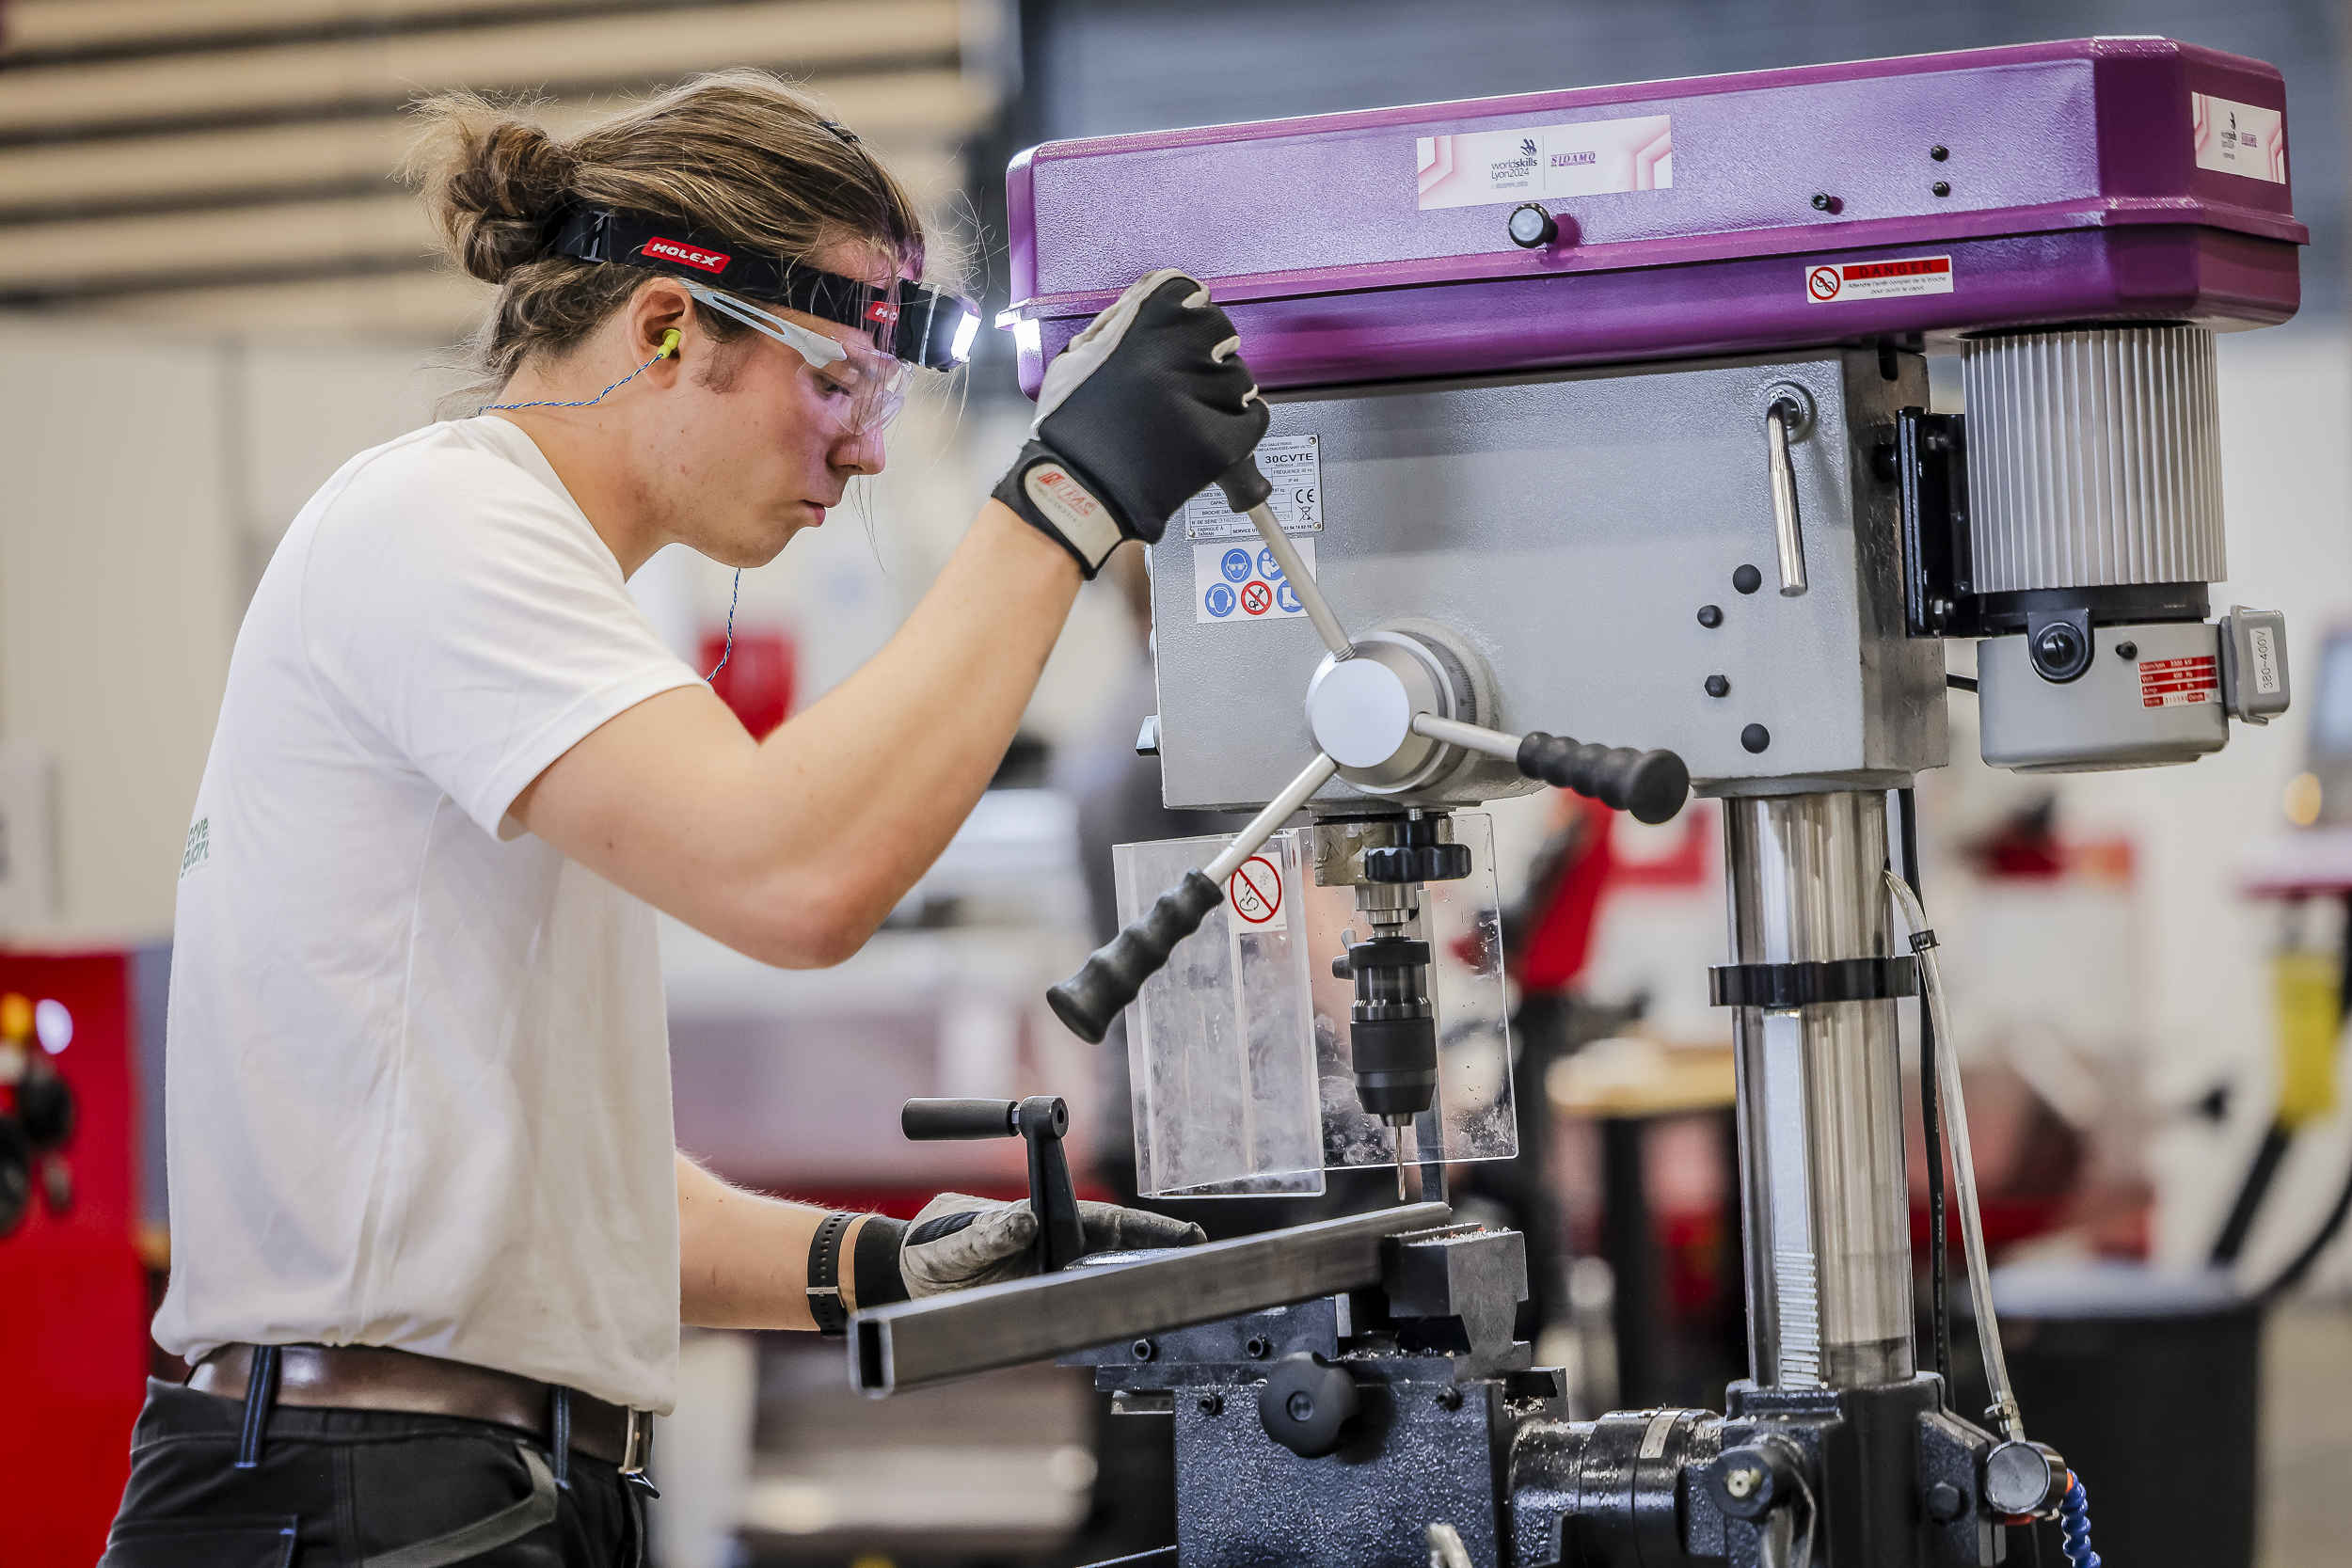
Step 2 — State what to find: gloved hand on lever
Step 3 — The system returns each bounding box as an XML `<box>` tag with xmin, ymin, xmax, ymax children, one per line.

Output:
<box><xmin>993</xmin><ymin>269</ymin><xmax>1269</xmax><ymax>578</ymax></box>
<box><xmin>896</xmin><ymin>1192</ymin><xmax>1206</xmax><ymax>1297</ymax></box>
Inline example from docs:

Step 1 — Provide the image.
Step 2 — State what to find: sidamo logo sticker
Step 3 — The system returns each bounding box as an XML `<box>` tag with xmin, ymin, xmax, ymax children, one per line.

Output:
<box><xmin>641</xmin><ymin>237</ymin><xmax>731</xmax><ymax>275</ymax></box>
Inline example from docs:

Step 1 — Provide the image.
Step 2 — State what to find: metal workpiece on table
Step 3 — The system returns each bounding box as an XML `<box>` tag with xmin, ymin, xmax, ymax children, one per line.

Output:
<box><xmin>1147</xmin><ymin>350</ymin><xmax>1947</xmax><ymax>813</ymax></box>
<box><xmin>849</xmin><ymin>1201</ymin><xmax>1450</xmax><ymax>1395</ymax></box>
<box><xmin>1724</xmin><ymin>792</ymin><xmax>1915</xmax><ymax>1392</ymax></box>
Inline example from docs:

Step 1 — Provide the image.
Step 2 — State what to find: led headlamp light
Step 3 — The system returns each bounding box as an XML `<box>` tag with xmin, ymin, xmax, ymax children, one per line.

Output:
<box><xmin>547</xmin><ymin>207</ymin><xmax>980</xmax><ymax>372</ymax></box>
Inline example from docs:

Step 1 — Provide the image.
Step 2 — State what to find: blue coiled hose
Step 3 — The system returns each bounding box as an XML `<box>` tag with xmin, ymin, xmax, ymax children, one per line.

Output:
<box><xmin>2059</xmin><ymin>1474</ymin><xmax>2101</xmax><ymax>1568</ymax></box>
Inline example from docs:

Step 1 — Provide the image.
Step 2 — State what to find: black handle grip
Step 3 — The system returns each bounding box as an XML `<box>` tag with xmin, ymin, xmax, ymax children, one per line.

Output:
<box><xmin>1516</xmin><ymin>732</ymin><xmax>1691</xmax><ymax>825</ymax></box>
<box><xmin>901</xmin><ymin>1099</ymin><xmax>1020</xmax><ymax>1141</ymax></box>
<box><xmin>1215</xmin><ymin>455</ymin><xmax>1273</xmax><ymax>513</ymax></box>
<box><xmin>1046</xmin><ymin>869</ymin><xmax>1224</xmax><ymax>1043</ymax></box>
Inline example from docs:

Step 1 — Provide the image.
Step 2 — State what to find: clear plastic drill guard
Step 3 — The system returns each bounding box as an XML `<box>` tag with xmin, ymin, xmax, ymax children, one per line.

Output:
<box><xmin>1116</xmin><ymin>814</ymin><xmax>1517</xmax><ymax>1197</ymax></box>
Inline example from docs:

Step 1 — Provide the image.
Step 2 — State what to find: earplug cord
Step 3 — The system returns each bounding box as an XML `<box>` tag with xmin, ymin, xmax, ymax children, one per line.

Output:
<box><xmin>473</xmin><ymin>333</ymin><xmax>744</xmax><ymax>686</ymax></box>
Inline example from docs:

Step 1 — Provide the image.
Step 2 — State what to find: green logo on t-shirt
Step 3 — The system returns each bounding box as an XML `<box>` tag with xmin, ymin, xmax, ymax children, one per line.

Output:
<box><xmin>181</xmin><ymin>817</ymin><xmax>211</xmax><ymax>878</ymax></box>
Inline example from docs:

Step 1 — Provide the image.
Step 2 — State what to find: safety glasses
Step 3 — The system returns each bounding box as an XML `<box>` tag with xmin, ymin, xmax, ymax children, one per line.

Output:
<box><xmin>681</xmin><ymin>278</ymin><xmax>910</xmax><ymax>436</ymax></box>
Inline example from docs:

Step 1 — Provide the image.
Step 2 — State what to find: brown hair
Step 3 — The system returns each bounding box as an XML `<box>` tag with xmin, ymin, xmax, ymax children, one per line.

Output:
<box><xmin>407</xmin><ymin>71</ymin><xmax>928</xmax><ymax>395</ymax></box>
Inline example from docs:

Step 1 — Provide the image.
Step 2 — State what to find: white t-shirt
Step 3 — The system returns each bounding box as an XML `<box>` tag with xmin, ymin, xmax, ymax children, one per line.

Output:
<box><xmin>154</xmin><ymin>416</ymin><xmax>704</xmax><ymax>1413</ymax></box>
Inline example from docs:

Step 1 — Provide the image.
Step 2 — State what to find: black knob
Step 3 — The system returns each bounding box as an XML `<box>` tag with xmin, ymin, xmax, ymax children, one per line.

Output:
<box><xmin>1257</xmin><ymin>1353</ymin><xmax>1359</xmax><ymax>1458</ymax></box>
<box><xmin>2027</xmin><ymin>617</ymin><xmax>2093</xmax><ymax>684</ymax></box>
<box><xmin>1732</xmin><ymin>563</ymin><xmax>1763</xmax><ymax>595</ymax></box>
<box><xmin>1361</xmin><ymin>842</ymin><xmax>1473</xmax><ymax>883</ymax></box>
<box><xmin>1507</xmin><ymin>203</ymin><xmax>1559</xmax><ymax>248</ymax></box>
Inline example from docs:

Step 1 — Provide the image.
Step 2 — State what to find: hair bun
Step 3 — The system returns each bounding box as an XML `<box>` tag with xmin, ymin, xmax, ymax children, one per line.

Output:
<box><xmin>411</xmin><ymin>99</ymin><xmax>579</xmax><ymax>284</ymax></box>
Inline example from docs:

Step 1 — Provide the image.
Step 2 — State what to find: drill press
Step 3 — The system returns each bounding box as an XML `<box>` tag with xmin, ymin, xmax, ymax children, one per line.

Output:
<box><xmin>873</xmin><ymin>36</ymin><xmax>2302</xmax><ymax>1566</ymax></box>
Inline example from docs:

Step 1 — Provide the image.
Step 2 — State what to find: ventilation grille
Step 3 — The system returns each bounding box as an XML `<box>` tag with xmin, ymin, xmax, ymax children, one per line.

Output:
<box><xmin>1962</xmin><ymin>325</ymin><xmax>2226</xmax><ymax>594</ymax></box>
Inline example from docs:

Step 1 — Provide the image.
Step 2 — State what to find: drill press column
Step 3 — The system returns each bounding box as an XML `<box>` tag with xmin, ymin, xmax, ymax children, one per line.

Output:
<box><xmin>1724</xmin><ymin>791</ymin><xmax>1915</xmax><ymax>1389</ymax></box>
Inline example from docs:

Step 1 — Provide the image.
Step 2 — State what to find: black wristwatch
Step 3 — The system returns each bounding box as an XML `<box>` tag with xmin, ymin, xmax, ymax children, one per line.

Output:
<box><xmin>805</xmin><ymin>1212</ymin><xmax>856</xmax><ymax>1337</ymax></box>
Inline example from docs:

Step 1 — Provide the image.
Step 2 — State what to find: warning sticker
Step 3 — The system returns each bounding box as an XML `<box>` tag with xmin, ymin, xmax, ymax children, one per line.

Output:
<box><xmin>1194</xmin><ymin>537</ymin><xmax>1316</xmax><ymax>625</ymax></box>
<box><xmin>1804</xmin><ymin>256</ymin><xmax>1953</xmax><ymax>305</ymax></box>
<box><xmin>2139</xmin><ymin>655</ymin><xmax>2219</xmax><ymax>708</ymax></box>
<box><xmin>1227</xmin><ymin>854</ymin><xmax>1286</xmax><ymax>929</ymax></box>
<box><xmin>1184</xmin><ymin>435</ymin><xmax>1322</xmax><ymax>539</ymax></box>
<box><xmin>2193</xmin><ymin>93</ymin><xmax>2287</xmax><ymax>184</ymax></box>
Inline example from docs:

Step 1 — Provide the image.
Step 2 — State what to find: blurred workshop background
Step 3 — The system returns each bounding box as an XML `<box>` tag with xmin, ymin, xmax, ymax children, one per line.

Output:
<box><xmin>1</xmin><ymin>1</ymin><xmax>2349</xmax><ymax>1565</ymax></box>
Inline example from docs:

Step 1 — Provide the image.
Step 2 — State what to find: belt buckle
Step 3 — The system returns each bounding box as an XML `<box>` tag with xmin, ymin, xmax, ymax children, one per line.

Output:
<box><xmin>619</xmin><ymin>1408</ymin><xmax>653</xmax><ymax>1479</ymax></box>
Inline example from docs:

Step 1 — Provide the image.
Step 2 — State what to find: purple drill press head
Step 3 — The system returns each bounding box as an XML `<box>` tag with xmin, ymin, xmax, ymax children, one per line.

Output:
<box><xmin>1003</xmin><ymin>37</ymin><xmax>2303</xmax><ymax>395</ymax></box>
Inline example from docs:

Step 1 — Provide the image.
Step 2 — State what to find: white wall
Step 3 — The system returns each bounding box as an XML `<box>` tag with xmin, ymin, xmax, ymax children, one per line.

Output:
<box><xmin>0</xmin><ymin>325</ymin><xmax>447</xmax><ymax>945</ymax></box>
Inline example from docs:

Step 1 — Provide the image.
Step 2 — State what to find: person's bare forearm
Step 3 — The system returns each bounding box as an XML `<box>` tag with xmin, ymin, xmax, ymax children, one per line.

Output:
<box><xmin>676</xmin><ymin>1151</ymin><xmax>885</xmax><ymax>1330</ymax></box>
<box><xmin>516</xmin><ymin>502</ymin><xmax>1079</xmax><ymax>966</ymax></box>
<box><xmin>742</xmin><ymin>502</ymin><xmax>1081</xmax><ymax>947</ymax></box>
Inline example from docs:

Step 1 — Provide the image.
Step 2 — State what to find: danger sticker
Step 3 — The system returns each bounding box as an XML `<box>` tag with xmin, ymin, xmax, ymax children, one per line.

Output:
<box><xmin>1804</xmin><ymin>256</ymin><xmax>1953</xmax><ymax>305</ymax></box>
<box><xmin>1194</xmin><ymin>538</ymin><xmax>1316</xmax><ymax>625</ymax></box>
<box><xmin>2139</xmin><ymin>655</ymin><xmax>2219</xmax><ymax>708</ymax></box>
<box><xmin>1227</xmin><ymin>855</ymin><xmax>1286</xmax><ymax>928</ymax></box>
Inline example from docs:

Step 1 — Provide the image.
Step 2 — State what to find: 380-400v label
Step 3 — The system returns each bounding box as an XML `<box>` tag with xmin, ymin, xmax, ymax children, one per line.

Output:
<box><xmin>1804</xmin><ymin>256</ymin><xmax>1953</xmax><ymax>304</ymax></box>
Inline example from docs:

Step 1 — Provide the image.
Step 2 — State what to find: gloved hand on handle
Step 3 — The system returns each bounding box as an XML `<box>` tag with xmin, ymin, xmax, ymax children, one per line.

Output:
<box><xmin>993</xmin><ymin>269</ymin><xmax>1270</xmax><ymax>578</ymax></box>
<box><xmin>897</xmin><ymin>1191</ymin><xmax>1206</xmax><ymax>1297</ymax></box>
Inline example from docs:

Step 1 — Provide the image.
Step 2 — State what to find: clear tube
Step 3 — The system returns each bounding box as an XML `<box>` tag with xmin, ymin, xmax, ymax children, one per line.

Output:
<box><xmin>1884</xmin><ymin>869</ymin><xmax>2024</xmax><ymax>1441</ymax></box>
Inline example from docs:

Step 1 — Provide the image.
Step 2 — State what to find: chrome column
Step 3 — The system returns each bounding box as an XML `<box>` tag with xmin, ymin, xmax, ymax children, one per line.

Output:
<box><xmin>1724</xmin><ymin>791</ymin><xmax>1914</xmax><ymax>1389</ymax></box>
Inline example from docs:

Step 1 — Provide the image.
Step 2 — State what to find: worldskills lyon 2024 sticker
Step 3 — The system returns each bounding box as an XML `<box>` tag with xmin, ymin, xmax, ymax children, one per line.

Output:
<box><xmin>1194</xmin><ymin>537</ymin><xmax>1314</xmax><ymax>625</ymax></box>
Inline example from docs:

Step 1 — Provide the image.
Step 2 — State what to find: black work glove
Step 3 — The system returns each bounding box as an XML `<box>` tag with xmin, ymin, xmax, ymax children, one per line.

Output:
<box><xmin>895</xmin><ymin>1192</ymin><xmax>1206</xmax><ymax>1297</ymax></box>
<box><xmin>993</xmin><ymin>269</ymin><xmax>1271</xmax><ymax>578</ymax></box>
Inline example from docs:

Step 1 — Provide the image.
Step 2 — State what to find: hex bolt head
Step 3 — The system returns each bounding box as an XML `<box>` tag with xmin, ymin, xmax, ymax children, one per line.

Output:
<box><xmin>1198</xmin><ymin>1392</ymin><xmax>1224</xmax><ymax>1416</ymax></box>
<box><xmin>1435</xmin><ymin>1386</ymin><xmax>1464</xmax><ymax>1411</ymax></box>
<box><xmin>1706</xmin><ymin>674</ymin><xmax>1730</xmax><ymax>699</ymax></box>
<box><xmin>1131</xmin><ymin>1338</ymin><xmax>1155</xmax><ymax>1362</ymax></box>
<box><xmin>1697</xmin><ymin>604</ymin><xmax>1724</xmax><ymax>629</ymax></box>
<box><xmin>1932</xmin><ymin>180</ymin><xmax>1952</xmax><ymax>197</ymax></box>
<box><xmin>1741</xmin><ymin>723</ymin><xmax>1772</xmax><ymax>753</ymax></box>
<box><xmin>1925</xmin><ymin>1481</ymin><xmax>1966</xmax><ymax>1522</ymax></box>
<box><xmin>1244</xmin><ymin>1336</ymin><xmax>1271</xmax><ymax>1360</ymax></box>
<box><xmin>1931</xmin><ymin>144</ymin><xmax>1950</xmax><ymax>161</ymax></box>
<box><xmin>1732</xmin><ymin>563</ymin><xmax>1763</xmax><ymax>595</ymax></box>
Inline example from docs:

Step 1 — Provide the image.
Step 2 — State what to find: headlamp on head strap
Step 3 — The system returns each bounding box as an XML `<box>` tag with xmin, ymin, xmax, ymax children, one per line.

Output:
<box><xmin>547</xmin><ymin>207</ymin><xmax>979</xmax><ymax>372</ymax></box>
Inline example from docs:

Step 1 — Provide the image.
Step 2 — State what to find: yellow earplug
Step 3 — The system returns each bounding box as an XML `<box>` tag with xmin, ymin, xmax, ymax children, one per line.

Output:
<box><xmin>658</xmin><ymin>328</ymin><xmax>681</xmax><ymax>360</ymax></box>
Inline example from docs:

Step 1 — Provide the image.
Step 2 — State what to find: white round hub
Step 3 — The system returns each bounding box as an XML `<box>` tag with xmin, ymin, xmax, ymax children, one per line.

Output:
<box><xmin>1307</xmin><ymin>657</ymin><xmax>1415</xmax><ymax>768</ymax></box>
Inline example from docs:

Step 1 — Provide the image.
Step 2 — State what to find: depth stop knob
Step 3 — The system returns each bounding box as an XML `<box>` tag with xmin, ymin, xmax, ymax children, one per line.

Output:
<box><xmin>1257</xmin><ymin>1352</ymin><xmax>1360</xmax><ymax>1458</ymax></box>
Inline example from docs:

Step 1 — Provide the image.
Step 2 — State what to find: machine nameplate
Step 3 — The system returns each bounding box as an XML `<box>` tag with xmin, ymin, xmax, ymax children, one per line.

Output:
<box><xmin>1184</xmin><ymin>433</ymin><xmax>1322</xmax><ymax>538</ymax></box>
<box><xmin>1416</xmin><ymin>115</ymin><xmax>1673</xmax><ymax>208</ymax></box>
<box><xmin>2193</xmin><ymin>92</ymin><xmax>2286</xmax><ymax>182</ymax></box>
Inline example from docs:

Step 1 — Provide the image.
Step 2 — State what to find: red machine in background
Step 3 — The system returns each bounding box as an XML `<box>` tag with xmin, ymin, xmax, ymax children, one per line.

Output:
<box><xmin>1</xmin><ymin>952</ymin><xmax>156</xmax><ymax>1566</ymax></box>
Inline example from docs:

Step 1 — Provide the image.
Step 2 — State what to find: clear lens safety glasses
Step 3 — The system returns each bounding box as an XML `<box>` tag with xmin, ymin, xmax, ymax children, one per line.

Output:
<box><xmin>680</xmin><ymin>278</ymin><xmax>911</xmax><ymax>436</ymax></box>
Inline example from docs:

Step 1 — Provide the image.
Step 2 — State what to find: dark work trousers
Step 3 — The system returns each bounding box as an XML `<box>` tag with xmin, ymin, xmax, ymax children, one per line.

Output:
<box><xmin>102</xmin><ymin>1380</ymin><xmax>643</xmax><ymax>1568</ymax></box>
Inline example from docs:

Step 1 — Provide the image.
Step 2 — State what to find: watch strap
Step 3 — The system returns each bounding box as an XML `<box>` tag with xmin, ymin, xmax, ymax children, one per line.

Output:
<box><xmin>806</xmin><ymin>1211</ymin><xmax>857</xmax><ymax>1337</ymax></box>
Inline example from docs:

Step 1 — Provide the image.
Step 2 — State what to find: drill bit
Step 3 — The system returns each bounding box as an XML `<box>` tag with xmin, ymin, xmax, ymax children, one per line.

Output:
<box><xmin>1391</xmin><ymin>1116</ymin><xmax>1410</xmax><ymax>1203</ymax></box>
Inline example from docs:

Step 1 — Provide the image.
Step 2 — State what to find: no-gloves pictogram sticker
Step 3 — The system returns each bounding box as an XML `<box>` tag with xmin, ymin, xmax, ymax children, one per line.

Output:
<box><xmin>1807</xmin><ymin>265</ymin><xmax>1842</xmax><ymax>300</ymax></box>
<box><xmin>1240</xmin><ymin>580</ymin><xmax>1274</xmax><ymax>616</ymax></box>
<box><xmin>1228</xmin><ymin>855</ymin><xmax>1283</xmax><ymax>926</ymax></box>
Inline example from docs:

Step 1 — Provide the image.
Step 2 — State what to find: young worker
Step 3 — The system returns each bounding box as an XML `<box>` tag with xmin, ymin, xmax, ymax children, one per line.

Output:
<box><xmin>104</xmin><ymin>72</ymin><xmax>1263</xmax><ymax>1565</ymax></box>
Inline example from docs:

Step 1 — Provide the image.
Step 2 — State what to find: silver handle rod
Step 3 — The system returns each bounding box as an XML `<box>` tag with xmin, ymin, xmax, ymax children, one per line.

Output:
<box><xmin>1203</xmin><ymin>752</ymin><xmax>1340</xmax><ymax>884</ymax></box>
<box><xmin>1766</xmin><ymin>403</ymin><xmax>1809</xmax><ymax>597</ymax></box>
<box><xmin>1410</xmin><ymin>712</ymin><xmax>1522</xmax><ymax>759</ymax></box>
<box><xmin>1247</xmin><ymin>504</ymin><xmax>1353</xmax><ymax>660</ymax></box>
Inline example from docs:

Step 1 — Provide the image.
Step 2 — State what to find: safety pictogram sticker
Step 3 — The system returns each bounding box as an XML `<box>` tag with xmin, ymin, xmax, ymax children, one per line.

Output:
<box><xmin>1192</xmin><ymin>539</ymin><xmax>1317</xmax><ymax>625</ymax></box>
<box><xmin>1227</xmin><ymin>854</ymin><xmax>1285</xmax><ymax>928</ymax></box>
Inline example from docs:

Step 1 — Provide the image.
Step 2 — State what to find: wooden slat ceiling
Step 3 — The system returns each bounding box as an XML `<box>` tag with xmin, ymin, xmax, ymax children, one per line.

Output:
<box><xmin>0</xmin><ymin>0</ymin><xmax>1001</xmax><ymax>338</ymax></box>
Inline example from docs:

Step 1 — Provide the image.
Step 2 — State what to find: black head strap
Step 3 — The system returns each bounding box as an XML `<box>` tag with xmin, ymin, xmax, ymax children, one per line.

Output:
<box><xmin>545</xmin><ymin>206</ymin><xmax>977</xmax><ymax>371</ymax></box>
